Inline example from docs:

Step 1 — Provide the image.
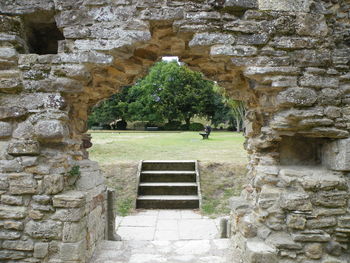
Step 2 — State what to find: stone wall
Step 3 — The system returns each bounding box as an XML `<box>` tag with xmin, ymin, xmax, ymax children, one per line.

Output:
<box><xmin>0</xmin><ymin>0</ymin><xmax>350</xmax><ymax>262</ymax></box>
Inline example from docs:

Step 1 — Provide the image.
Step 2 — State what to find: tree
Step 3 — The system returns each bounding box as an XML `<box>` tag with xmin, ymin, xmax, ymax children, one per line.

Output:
<box><xmin>127</xmin><ymin>61</ymin><xmax>220</xmax><ymax>126</ymax></box>
<box><xmin>88</xmin><ymin>86</ymin><xmax>131</xmax><ymax>129</ymax></box>
<box><xmin>214</xmin><ymin>86</ymin><xmax>246</xmax><ymax>132</ymax></box>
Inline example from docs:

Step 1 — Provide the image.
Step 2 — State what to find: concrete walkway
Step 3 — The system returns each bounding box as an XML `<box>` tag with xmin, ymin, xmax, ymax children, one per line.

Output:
<box><xmin>90</xmin><ymin>210</ymin><xmax>237</xmax><ymax>263</ymax></box>
<box><xmin>115</xmin><ymin>209</ymin><xmax>221</xmax><ymax>241</ymax></box>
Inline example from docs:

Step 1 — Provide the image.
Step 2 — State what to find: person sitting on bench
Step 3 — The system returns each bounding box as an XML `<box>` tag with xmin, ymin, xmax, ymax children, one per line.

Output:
<box><xmin>199</xmin><ymin>124</ymin><xmax>211</xmax><ymax>139</ymax></box>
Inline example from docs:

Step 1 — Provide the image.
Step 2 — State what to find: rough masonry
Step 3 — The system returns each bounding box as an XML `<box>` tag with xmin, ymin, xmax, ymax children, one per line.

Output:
<box><xmin>0</xmin><ymin>0</ymin><xmax>350</xmax><ymax>262</ymax></box>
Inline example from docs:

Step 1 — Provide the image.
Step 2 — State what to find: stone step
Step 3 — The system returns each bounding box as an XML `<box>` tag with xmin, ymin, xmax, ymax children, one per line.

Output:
<box><xmin>139</xmin><ymin>182</ymin><xmax>198</xmax><ymax>195</ymax></box>
<box><xmin>140</xmin><ymin>171</ymin><xmax>197</xmax><ymax>182</ymax></box>
<box><xmin>142</xmin><ymin>160</ymin><xmax>196</xmax><ymax>171</ymax></box>
<box><xmin>136</xmin><ymin>195</ymin><xmax>200</xmax><ymax>209</ymax></box>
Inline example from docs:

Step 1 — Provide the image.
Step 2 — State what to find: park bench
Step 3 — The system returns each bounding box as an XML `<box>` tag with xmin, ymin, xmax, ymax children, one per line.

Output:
<box><xmin>199</xmin><ymin>131</ymin><xmax>210</xmax><ymax>139</ymax></box>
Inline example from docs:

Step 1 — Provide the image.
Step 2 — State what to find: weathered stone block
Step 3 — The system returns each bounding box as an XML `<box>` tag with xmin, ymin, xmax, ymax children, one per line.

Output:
<box><xmin>63</xmin><ymin>221</ymin><xmax>87</xmax><ymax>242</ymax></box>
<box><xmin>52</xmin><ymin>207</ymin><xmax>86</xmax><ymax>222</ymax></box>
<box><xmin>9</xmin><ymin>173</ymin><xmax>37</xmax><ymax>194</ymax></box>
<box><xmin>189</xmin><ymin>33</ymin><xmax>235</xmax><ymax>47</ymax></box>
<box><xmin>266</xmin><ymin>232</ymin><xmax>302</xmax><ymax>250</ymax></box>
<box><xmin>0</xmin><ymin>121</ymin><xmax>12</xmax><ymax>138</ymax></box>
<box><xmin>224</xmin><ymin>0</ymin><xmax>258</xmax><ymax>10</ymax></box>
<box><xmin>272</xmin><ymin>37</ymin><xmax>317</xmax><ymax>49</ymax></box>
<box><xmin>7</xmin><ymin>140</ymin><xmax>40</xmax><ymax>156</ymax></box>
<box><xmin>258</xmin><ymin>185</ymin><xmax>281</xmax><ymax>209</ymax></box>
<box><xmin>293</xmin><ymin>231</ymin><xmax>331</xmax><ymax>242</ymax></box>
<box><xmin>211</xmin><ymin>45</ymin><xmax>257</xmax><ymax>57</ymax></box>
<box><xmin>34</xmin><ymin>120</ymin><xmax>68</xmax><ymax>142</ymax></box>
<box><xmin>53</xmin><ymin>191</ymin><xmax>86</xmax><ymax>208</ymax></box>
<box><xmin>296</xmin><ymin>14</ymin><xmax>328</xmax><ymax>37</ymax></box>
<box><xmin>0</xmin><ymin>205</ymin><xmax>26</xmax><ymax>219</ymax></box>
<box><xmin>287</xmin><ymin>214</ymin><xmax>306</xmax><ymax>230</ymax></box>
<box><xmin>311</xmin><ymin>191</ymin><xmax>348</xmax><ymax>208</ymax></box>
<box><xmin>2</xmin><ymin>240</ymin><xmax>34</xmax><ymax>251</ymax></box>
<box><xmin>277</xmin><ymin>87</ymin><xmax>317</xmax><ymax>107</ymax></box>
<box><xmin>0</xmin><ymin>106</ymin><xmax>27</xmax><ymax>120</ymax></box>
<box><xmin>32</xmin><ymin>195</ymin><xmax>51</xmax><ymax>204</ymax></box>
<box><xmin>4</xmin><ymin>220</ymin><xmax>23</xmax><ymax>230</ymax></box>
<box><xmin>1</xmin><ymin>195</ymin><xmax>23</xmax><ymax>205</ymax></box>
<box><xmin>245</xmin><ymin>239</ymin><xmax>277</xmax><ymax>263</ymax></box>
<box><xmin>306</xmin><ymin>217</ymin><xmax>337</xmax><ymax>229</ymax></box>
<box><xmin>25</xmin><ymin>220</ymin><xmax>62</xmax><ymax>239</ymax></box>
<box><xmin>43</xmin><ymin>174</ymin><xmax>64</xmax><ymax>194</ymax></box>
<box><xmin>323</xmin><ymin>138</ymin><xmax>350</xmax><ymax>171</ymax></box>
<box><xmin>305</xmin><ymin>243</ymin><xmax>323</xmax><ymax>259</ymax></box>
<box><xmin>34</xmin><ymin>242</ymin><xmax>48</xmax><ymax>258</ymax></box>
<box><xmin>258</xmin><ymin>0</ymin><xmax>311</xmax><ymax>12</ymax></box>
<box><xmin>59</xmin><ymin>240</ymin><xmax>86</xmax><ymax>261</ymax></box>
<box><xmin>300</xmin><ymin>74</ymin><xmax>339</xmax><ymax>89</ymax></box>
<box><xmin>0</xmin><ymin>229</ymin><xmax>21</xmax><ymax>240</ymax></box>
<box><xmin>338</xmin><ymin>217</ymin><xmax>350</xmax><ymax>228</ymax></box>
<box><xmin>280</xmin><ymin>192</ymin><xmax>312</xmax><ymax>211</ymax></box>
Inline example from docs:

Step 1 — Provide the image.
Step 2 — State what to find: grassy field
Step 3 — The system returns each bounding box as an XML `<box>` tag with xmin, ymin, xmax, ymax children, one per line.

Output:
<box><xmin>89</xmin><ymin>131</ymin><xmax>247</xmax><ymax>164</ymax></box>
<box><xmin>89</xmin><ymin>131</ymin><xmax>248</xmax><ymax>216</ymax></box>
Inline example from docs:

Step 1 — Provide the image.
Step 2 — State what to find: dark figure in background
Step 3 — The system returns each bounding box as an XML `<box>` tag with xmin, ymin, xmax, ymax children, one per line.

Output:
<box><xmin>200</xmin><ymin>124</ymin><xmax>211</xmax><ymax>139</ymax></box>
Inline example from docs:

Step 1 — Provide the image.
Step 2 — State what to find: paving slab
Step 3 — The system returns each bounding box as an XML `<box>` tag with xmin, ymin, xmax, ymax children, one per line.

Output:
<box><xmin>90</xmin><ymin>239</ymin><xmax>237</xmax><ymax>263</ymax></box>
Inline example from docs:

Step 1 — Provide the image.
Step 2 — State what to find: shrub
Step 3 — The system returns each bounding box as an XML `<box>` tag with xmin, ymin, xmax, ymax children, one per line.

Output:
<box><xmin>163</xmin><ymin>121</ymin><xmax>182</xmax><ymax>130</ymax></box>
<box><xmin>180</xmin><ymin>124</ymin><xmax>189</xmax><ymax>130</ymax></box>
<box><xmin>116</xmin><ymin>119</ymin><xmax>127</xmax><ymax>130</ymax></box>
<box><xmin>188</xmin><ymin>122</ymin><xmax>204</xmax><ymax>131</ymax></box>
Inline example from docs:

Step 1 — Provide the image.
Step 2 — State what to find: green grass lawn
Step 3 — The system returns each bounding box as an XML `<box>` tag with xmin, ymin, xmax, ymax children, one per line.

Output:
<box><xmin>89</xmin><ymin>131</ymin><xmax>247</xmax><ymax>164</ymax></box>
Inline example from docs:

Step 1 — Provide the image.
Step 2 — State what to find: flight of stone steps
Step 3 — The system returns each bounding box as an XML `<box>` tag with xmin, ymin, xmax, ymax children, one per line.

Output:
<box><xmin>136</xmin><ymin>160</ymin><xmax>201</xmax><ymax>209</ymax></box>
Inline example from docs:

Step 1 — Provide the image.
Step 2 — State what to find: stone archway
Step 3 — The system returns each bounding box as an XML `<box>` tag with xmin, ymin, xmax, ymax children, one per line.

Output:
<box><xmin>0</xmin><ymin>0</ymin><xmax>350</xmax><ymax>262</ymax></box>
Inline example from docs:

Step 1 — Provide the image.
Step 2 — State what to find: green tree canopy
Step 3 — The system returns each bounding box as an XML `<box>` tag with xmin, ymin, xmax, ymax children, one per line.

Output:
<box><xmin>128</xmin><ymin>61</ymin><xmax>219</xmax><ymax>126</ymax></box>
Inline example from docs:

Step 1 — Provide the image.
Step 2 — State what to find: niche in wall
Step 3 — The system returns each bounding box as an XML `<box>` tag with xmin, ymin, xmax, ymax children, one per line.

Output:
<box><xmin>23</xmin><ymin>12</ymin><xmax>65</xmax><ymax>55</ymax></box>
<box><xmin>279</xmin><ymin>136</ymin><xmax>327</xmax><ymax>166</ymax></box>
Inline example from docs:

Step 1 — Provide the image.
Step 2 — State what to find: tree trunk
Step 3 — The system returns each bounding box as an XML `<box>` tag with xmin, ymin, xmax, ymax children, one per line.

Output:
<box><xmin>185</xmin><ymin>117</ymin><xmax>191</xmax><ymax>127</ymax></box>
<box><xmin>236</xmin><ymin>117</ymin><xmax>240</xmax><ymax>132</ymax></box>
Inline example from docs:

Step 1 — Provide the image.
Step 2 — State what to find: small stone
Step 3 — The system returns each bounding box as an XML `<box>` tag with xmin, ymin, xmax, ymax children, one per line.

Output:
<box><xmin>286</xmin><ymin>215</ymin><xmax>306</xmax><ymax>230</ymax></box>
<box><xmin>2</xmin><ymin>240</ymin><xmax>34</xmax><ymax>251</ymax></box>
<box><xmin>258</xmin><ymin>0</ymin><xmax>311</xmax><ymax>12</ymax></box>
<box><xmin>32</xmin><ymin>195</ymin><xmax>51</xmax><ymax>204</ymax></box>
<box><xmin>25</xmin><ymin>220</ymin><xmax>62</xmax><ymax>239</ymax></box>
<box><xmin>0</xmin><ymin>205</ymin><xmax>26</xmax><ymax>219</ymax></box>
<box><xmin>34</xmin><ymin>242</ymin><xmax>48</xmax><ymax>258</ymax></box>
<box><xmin>9</xmin><ymin>173</ymin><xmax>37</xmax><ymax>195</ymax></box>
<box><xmin>325</xmin><ymin>106</ymin><xmax>341</xmax><ymax>119</ymax></box>
<box><xmin>296</xmin><ymin>13</ymin><xmax>328</xmax><ymax>37</ymax></box>
<box><xmin>1</xmin><ymin>195</ymin><xmax>23</xmax><ymax>205</ymax></box>
<box><xmin>3</xmin><ymin>220</ymin><xmax>23</xmax><ymax>230</ymax></box>
<box><xmin>267</xmin><ymin>232</ymin><xmax>302</xmax><ymax>250</ymax></box>
<box><xmin>0</xmin><ymin>229</ymin><xmax>21</xmax><ymax>240</ymax></box>
<box><xmin>0</xmin><ymin>106</ymin><xmax>27</xmax><ymax>120</ymax></box>
<box><xmin>53</xmin><ymin>191</ymin><xmax>86</xmax><ymax>208</ymax></box>
<box><xmin>189</xmin><ymin>33</ymin><xmax>235</xmax><ymax>47</ymax></box>
<box><xmin>63</xmin><ymin>221</ymin><xmax>87</xmax><ymax>242</ymax></box>
<box><xmin>0</xmin><ymin>121</ymin><xmax>12</xmax><ymax>138</ymax></box>
<box><xmin>305</xmin><ymin>243</ymin><xmax>323</xmax><ymax>259</ymax></box>
<box><xmin>7</xmin><ymin>140</ymin><xmax>40</xmax><ymax>156</ymax></box>
<box><xmin>211</xmin><ymin>45</ymin><xmax>257</xmax><ymax>57</ymax></box>
<box><xmin>337</xmin><ymin>217</ymin><xmax>350</xmax><ymax>228</ymax></box>
<box><xmin>28</xmin><ymin>210</ymin><xmax>44</xmax><ymax>220</ymax></box>
<box><xmin>52</xmin><ymin>207</ymin><xmax>85</xmax><ymax>222</ymax></box>
<box><xmin>43</xmin><ymin>174</ymin><xmax>64</xmax><ymax>194</ymax></box>
<box><xmin>325</xmin><ymin>241</ymin><xmax>342</xmax><ymax>256</ymax></box>
<box><xmin>272</xmin><ymin>37</ymin><xmax>317</xmax><ymax>49</ymax></box>
<box><xmin>223</xmin><ymin>0</ymin><xmax>258</xmax><ymax>10</ymax></box>
<box><xmin>306</xmin><ymin>217</ymin><xmax>337</xmax><ymax>229</ymax></box>
<box><xmin>59</xmin><ymin>240</ymin><xmax>86</xmax><ymax>261</ymax></box>
<box><xmin>34</xmin><ymin>120</ymin><xmax>68</xmax><ymax>142</ymax></box>
<box><xmin>293</xmin><ymin>231</ymin><xmax>331</xmax><ymax>242</ymax></box>
<box><xmin>311</xmin><ymin>191</ymin><xmax>349</xmax><ymax>208</ymax></box>
<box><xmin>277</xmin><ymin>87</ymin><xmax>317</xmax><ymax>107</ymax></box>
<box><xmin>246</xmin><ymin>239</ymin><xmax>277</xmax><ymax>263</ymax></box>
<box><xmin>280</xmin><ymin>192</ymin><xmax>312</xmax><ymax>211</ymax></box>
<box><xmin>300</xmin><ymin>74</ymin><xmax>339</xmax><ymax>89</ymax></box>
